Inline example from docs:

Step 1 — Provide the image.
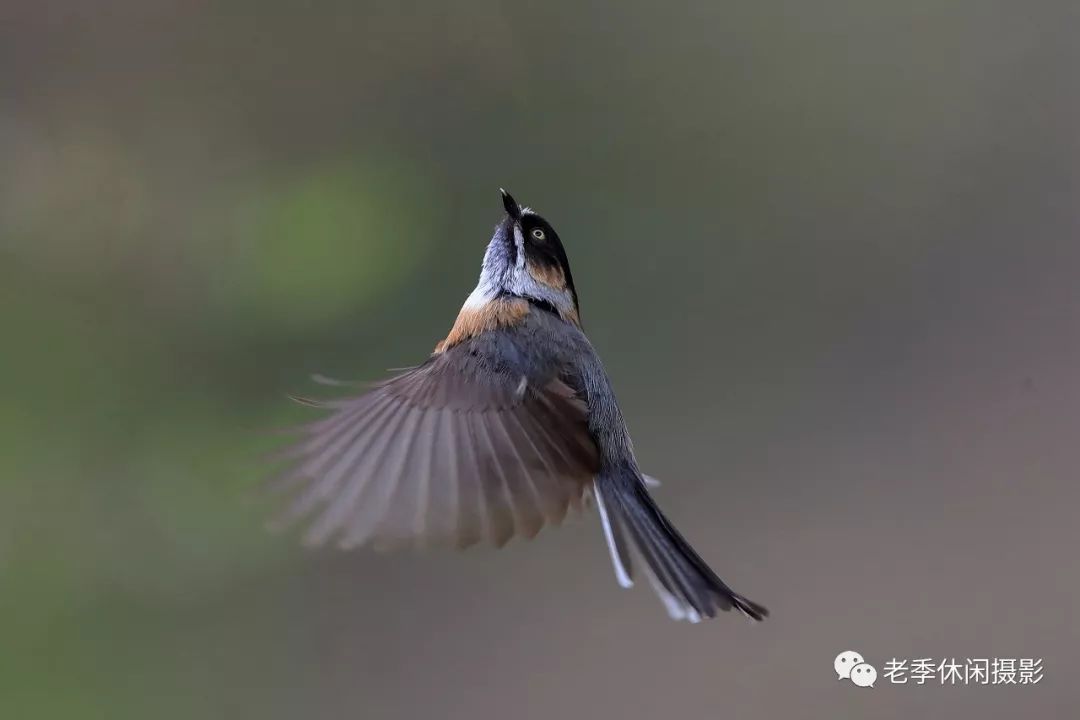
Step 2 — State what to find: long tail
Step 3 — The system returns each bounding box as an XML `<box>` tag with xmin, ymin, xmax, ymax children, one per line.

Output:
<box><xmin>593</xmin><ymin>470</ymin><xmax>768</xmax><ymax>623</ymax></box>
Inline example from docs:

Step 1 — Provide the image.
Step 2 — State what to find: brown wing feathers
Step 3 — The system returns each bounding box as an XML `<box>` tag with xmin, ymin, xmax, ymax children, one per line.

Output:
<box><xmin>269</xmin><ymin>348</ymin><xmax>599</xmax><ymax>550</ymax></box>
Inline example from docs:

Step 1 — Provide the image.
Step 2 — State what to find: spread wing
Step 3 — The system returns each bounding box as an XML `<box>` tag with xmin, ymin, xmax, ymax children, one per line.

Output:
<box><xmin>267</xmin><ymin>347</ymin><xmax>600</xmax><ymax>550</ymax></box>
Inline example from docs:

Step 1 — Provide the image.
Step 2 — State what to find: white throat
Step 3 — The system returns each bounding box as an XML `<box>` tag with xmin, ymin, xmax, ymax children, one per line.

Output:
<box><xmin>461</xmin><ymin>221</ymin><xmax>576</xmax><ymax>319</ymax></box>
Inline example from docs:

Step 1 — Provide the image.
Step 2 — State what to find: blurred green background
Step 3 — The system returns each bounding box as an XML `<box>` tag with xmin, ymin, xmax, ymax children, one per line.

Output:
<box><xmin>3</xmin><ymin>2</ymin><xmax>1079</xmax><ymax>718</ymax></box>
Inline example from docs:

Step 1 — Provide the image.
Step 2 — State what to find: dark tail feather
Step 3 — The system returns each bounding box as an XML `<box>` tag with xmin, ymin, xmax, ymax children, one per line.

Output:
<box><xmin>595</xmin><ymin>472</ymin><xmax>769</xmax><ymax>623</ymax></box>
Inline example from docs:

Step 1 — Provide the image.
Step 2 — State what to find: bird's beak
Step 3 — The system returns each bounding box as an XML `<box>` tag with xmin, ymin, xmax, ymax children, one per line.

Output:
<box><xmin>500</xmin><ymin>188</ymin><xmax>521</xmax><ymax>221</ymax></box>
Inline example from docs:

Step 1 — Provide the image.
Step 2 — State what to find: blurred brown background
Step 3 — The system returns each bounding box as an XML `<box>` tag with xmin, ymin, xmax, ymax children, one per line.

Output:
<box><xmin>2</xmin><ymin>1</ymin><xmax>1078</xmax><ymax>718</ymax></box>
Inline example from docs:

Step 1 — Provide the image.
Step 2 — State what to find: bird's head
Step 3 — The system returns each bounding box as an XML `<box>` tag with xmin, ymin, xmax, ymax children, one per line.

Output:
<box><xmin>465</xmin><ymin>189</ymin><xmax>580</xmax><ymax>325</ymax></box>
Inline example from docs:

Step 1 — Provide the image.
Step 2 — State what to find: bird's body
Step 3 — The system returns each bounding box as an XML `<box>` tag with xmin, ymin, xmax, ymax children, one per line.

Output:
<box><xmin>271</xmin><ymin>191</ymin><xmax>767</xmax><ymax>623</ymax></box>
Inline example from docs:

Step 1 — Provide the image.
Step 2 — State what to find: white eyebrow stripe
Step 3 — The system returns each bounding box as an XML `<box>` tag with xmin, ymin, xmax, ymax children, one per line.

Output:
<box><xmin>512</xmin><ymin>225</ymin><xmax>526</xmax><ymax>270</ymax></box>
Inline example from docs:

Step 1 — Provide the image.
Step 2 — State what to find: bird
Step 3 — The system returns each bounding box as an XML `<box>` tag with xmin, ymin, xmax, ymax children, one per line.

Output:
<box><xmin>267</xmin><ymin>190</ymin><xmax>768</xmax><ymax>623</ymax></box>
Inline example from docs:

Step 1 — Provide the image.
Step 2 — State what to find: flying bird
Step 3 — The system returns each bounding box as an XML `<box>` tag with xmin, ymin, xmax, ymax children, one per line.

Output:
<box><xmin>269</xmin><ymin>190</ymin><xmax>768</xmax><ymax>623</ymax></box>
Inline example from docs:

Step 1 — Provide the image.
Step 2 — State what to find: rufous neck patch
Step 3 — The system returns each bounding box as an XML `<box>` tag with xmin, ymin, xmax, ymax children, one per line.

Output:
<box><xmin>434</xmin><ymin>297</ymin><xmax>531</xmax><ymax>353</ymax></box>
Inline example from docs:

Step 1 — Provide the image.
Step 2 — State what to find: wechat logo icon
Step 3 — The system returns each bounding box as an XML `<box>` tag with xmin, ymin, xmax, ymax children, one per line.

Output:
<box><xmin>835</xmin><ymin>650</ymin><xmax>877</xmax><ymax>688</ymax></box>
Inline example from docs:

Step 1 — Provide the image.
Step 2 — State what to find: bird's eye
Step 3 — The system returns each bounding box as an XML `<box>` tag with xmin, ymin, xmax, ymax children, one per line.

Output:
<box><xmin>531</xmin><ymin>228</ymin><xmax>546</xmax><ymax>241</ymax></box>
